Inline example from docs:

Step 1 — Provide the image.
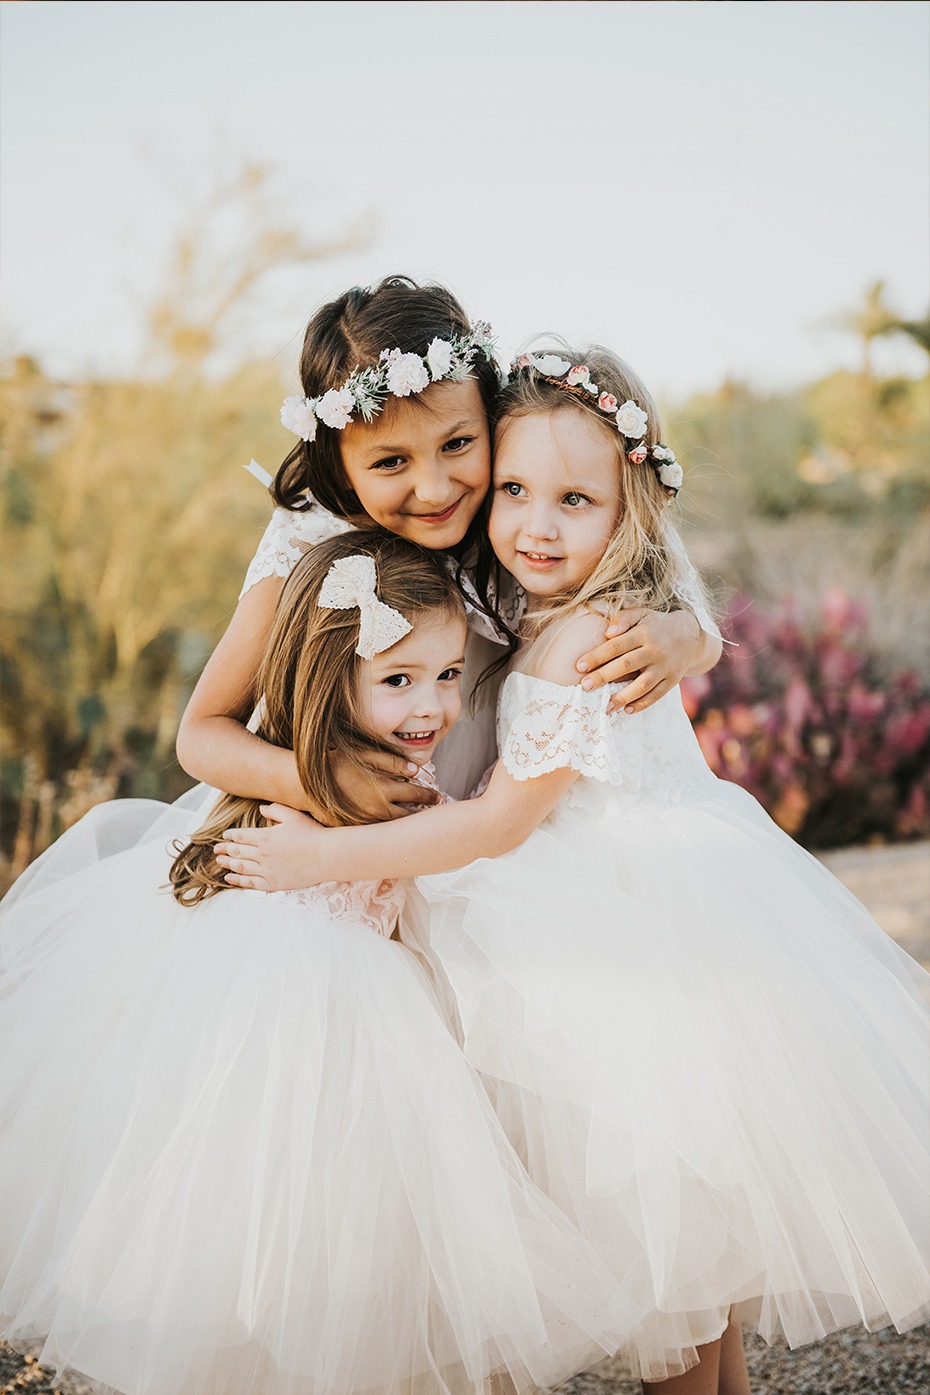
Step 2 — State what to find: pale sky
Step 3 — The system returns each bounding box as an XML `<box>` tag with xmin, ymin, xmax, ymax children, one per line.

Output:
<box><xmin>2</xmin><ymin>0</ymin><xmax>928</xmax><ymax>398</ymax></box>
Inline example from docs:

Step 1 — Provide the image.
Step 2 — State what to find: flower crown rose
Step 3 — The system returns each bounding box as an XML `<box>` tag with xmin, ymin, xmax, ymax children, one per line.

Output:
<box><xmin>657</xmin><ymin>460</ymin><xmax>684</xmax><ymax>489</ymax></box>
<box><xmin>317</xmin><ymin>388</ymin><xmax>357</xmax><ymax>431</ymax></box>
<box><xmin>426</xmin><ymin>337</ymin><xmax>453</xmax><ymax>381</ymax></box>
<box><xmin>387</xmin><ymin>352</ymin><xmax>431</xmax><ymax>398</ymax></box>
<box><xmin>280</xmin><ymin>396</ymin><xmax>317</xmax><ymax>442</ymax></box>
<box><xmin>615</xmin><ymin>400</ymin><xmax>649</xmax><ymax>439</ymax></box>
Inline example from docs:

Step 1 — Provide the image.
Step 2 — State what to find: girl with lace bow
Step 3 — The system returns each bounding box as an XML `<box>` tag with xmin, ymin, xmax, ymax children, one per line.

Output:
<box><xmin>218</xmin><ymin>345</ymin><xmax>930</xmax><ymax>1394</ymax></box>
<box><xmin>0</xmin><ymin>530</ymin><xmax>641</xmax><ymax>1395</ymax></box>
<box><xmin>177</xmin><ymin>276</ymin><xmax>722</xmax><ymax>815</ymax></box>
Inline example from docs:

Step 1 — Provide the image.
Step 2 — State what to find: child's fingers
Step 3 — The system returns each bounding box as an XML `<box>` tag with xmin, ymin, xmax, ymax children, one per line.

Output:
<box><xmin>604</xmin><ymin>606</ymin><xmax>649</xmax><ymax>639</ymax></box>
<box><xmin>215</xmin><ymin>849</ymin><xmax>265</xmax><ymax>876</ymax></box>
<box><xmin>575</xmin><ymin>611</ymin><xmax>650</xmax><ymax>683</ymax></box>
<box><xmin>577</xmin><ymin>639</ymin><xmax>648</xmax><ymax>690</ymax></box>
<box><xmin>364</xmin><ymin>749</ymin><xmax>421</xmax><ymax>779</ymax></box>
<box><xmin>609</xmin><ymin>671</ymin><xmax>674</xmax><ymax>714</ymax></box>
<box><xmin>388</xmin><ymin>780</ymin><xmax>440</xmax><ymax>808</ymax></box>
<box><xmin>216</xmin><ymin>832</ymin><xmax>265</xmax><ymax>854</ymax></box>
<box><xmin>222</xmin><ymin>870</ymin><xmax>269</xmax><ymax>890</ymax></box>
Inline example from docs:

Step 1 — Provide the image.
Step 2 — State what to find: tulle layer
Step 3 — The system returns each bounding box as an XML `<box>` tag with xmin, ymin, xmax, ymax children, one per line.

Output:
<box><xmin>420</xmin><ymin>780</ymin><xmax>930</xmax><ymax>1381</ymax></box>
<box><xmin>1</xmin><ymin>798</ymin><xmax>637</xmax><ymax>1395</ymax></box>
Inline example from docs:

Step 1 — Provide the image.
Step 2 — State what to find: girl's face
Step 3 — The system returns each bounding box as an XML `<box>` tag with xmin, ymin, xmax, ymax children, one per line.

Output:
<box><xmin>339</xmin><ymin>379</ymin><xmax>490</xmax><ymax>550</ymax></box>
<box><xmin>489</xmin><ymin>409</ymin><xmax>622</xmax><ymax>605</ymax></box>
<box><xmin>358</xmin><ymin>611</ymin><xmax>468</xmax><ymax>765</ymax></box>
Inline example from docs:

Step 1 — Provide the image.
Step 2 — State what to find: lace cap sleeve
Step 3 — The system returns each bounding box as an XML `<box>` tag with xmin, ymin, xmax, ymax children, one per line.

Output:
<box><xmin>239</xmin><ymin>505</ymin><xmax>353</xmax><ymax>599</ymax></box>
<box><xmin>499</xmin><ymin>673</ymin><xmax>641</xmax><ymax>787</ymax></box>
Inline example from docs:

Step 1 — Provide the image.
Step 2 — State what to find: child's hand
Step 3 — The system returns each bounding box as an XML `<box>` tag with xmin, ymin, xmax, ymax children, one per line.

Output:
<box><xmin>575</xmin><ymin>608</ymin><xmax>714</xmax><ymax>714</ymax></box>
<box><xmin>329</xmin><ymin>749</ymin><xmax>440</xmax><ymax>822</ymax></box>
<box><xmin>215</xmin><ymin>806</ymin><xmax>331</xmax><ymax>891</ymax></box>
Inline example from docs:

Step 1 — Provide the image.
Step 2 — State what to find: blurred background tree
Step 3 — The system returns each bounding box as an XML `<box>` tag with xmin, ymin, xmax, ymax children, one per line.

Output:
<box><xmin>1</xmin><ymin>242</ymin><xmax>928</xmax><ymax>887</ymax></box>
<box><xmin>0</xmin><ymin>165</ymin><xmax>368</xmax><ymax>887</ymax></box>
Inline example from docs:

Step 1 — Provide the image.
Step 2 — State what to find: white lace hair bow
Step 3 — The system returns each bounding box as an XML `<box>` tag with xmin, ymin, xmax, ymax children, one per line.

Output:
<box><xmin>317</xmin><ymin>554</ymin><xmax>413</xmax><ymax>660</ymax></box>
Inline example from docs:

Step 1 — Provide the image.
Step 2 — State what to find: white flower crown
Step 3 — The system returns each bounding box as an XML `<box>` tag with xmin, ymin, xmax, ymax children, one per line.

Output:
<box><xmin>281</xmin><ymin>322</ymin><xmax>497</xmax><ymax>442</ymax></box>
<box><xmin>512</xmin><ymin>353</ymin><xmax>684</xmax><ymax>496</ymax></box>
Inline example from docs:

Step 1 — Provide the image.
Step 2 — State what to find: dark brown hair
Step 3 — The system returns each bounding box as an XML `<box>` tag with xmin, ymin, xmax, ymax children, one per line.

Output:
<box><xmin>273</xmin><ymin>275</ymin><xmax>502</xmax><ymax>523</ymax></box>
<box><xmin>169</xmin><ymin>529</ymin><xmax>465</xmax><ymax>905</ymax></box>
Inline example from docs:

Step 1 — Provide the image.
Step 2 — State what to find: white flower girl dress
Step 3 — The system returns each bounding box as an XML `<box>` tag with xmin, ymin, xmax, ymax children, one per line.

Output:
<box><xmin>419</xmin><ymin>634</ymin><xmax>930</xmax><ymax>1382</ymax></box>
<box><xmin>0</xmin><ymin>775</ymin><xmax>645</xmax><ymax>1395</ymax></box>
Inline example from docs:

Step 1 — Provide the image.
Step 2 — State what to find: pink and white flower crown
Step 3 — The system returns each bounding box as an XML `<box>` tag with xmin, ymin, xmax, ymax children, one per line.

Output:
<box><xmin>281</xmin><ymin>322</ymin><xmax>498</xmax><ymax>441</ymax></box>
<box><xmin>511</xmin><ymin>353</ymin><xmax>684</xmax><ymax>496</ymax></box>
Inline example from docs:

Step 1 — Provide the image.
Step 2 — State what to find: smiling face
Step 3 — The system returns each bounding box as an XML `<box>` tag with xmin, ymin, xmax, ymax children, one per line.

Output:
<box><xmin>339</xmin><ymin>379</ymin><xmax>491</xmax><ymax>550</ymax></box>
<box><xmin>489</xmin><ymin>408</ymin><xmax>622</xmax><ymax>606</ymax></box>
<box><xmin>357</xmin><ymin>610</ymin><xmax>468</xmax><ymax>765</ymax></box>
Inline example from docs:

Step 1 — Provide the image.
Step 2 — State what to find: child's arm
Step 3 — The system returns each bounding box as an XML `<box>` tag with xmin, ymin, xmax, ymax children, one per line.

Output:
<box><xmin>215</xmin><ymin>612</ymin><xmax>611</xmax><ymax>891</ymax></box>
<box><xmin>176</xmin><ymin>575</ymin><xmax>311</xmax><ymax>808</ymax></box>
<box><xmin>216</xmin><ymin>758</ymin><xmax>577</xmax><ymax>888</ymax></box>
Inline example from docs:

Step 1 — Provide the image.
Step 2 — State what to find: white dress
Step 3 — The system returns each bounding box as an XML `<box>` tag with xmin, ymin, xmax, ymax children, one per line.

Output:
<box><xmin>417</xmin><ymin>653</ymin><xmax>930</xmax><ymax>1381</ymax></box>
<box><xmin>0</xmin><ymin>555</ymin><xmax>644</xmax><ymax>1392</ymax></box>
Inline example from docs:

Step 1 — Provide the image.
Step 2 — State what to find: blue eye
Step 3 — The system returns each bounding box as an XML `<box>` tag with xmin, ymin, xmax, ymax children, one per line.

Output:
<box><xmin>500</xmin><ymin>482</ymin><xmax>524</xmax><ymax>497</ymax></box>
<box><xmin>563</xmin><ymin>491</ymin><xmax>590</xmax><ymax>506</ymax></box>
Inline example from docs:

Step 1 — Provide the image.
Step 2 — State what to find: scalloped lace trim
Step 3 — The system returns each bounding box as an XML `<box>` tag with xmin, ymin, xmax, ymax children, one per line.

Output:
<box><xmin>240</xmin><ymin>506</ymin><xmax>352</xmax><ymax>598</ymax></box>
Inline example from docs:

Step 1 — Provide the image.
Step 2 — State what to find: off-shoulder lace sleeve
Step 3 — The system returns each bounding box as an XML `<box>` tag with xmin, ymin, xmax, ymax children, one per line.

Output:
<box><xmin>499</xmin><ymin>673</ymin><xmax>639</xmax><ymax>786</ymax></box>
<box><xmin>239</xmin><ymin>505</ymin><xmax>353</xmax><ymax>599</ymax></box>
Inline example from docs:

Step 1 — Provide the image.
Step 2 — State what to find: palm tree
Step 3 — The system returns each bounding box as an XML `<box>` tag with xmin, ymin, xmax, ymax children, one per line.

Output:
<box><xmin>838</xmin><ymin>281</ymin><xmax>896</xmax><ymax>378</ymax></box>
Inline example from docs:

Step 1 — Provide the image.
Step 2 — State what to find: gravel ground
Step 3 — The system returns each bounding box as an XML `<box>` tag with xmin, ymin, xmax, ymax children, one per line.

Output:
<box><xmin>3</xmin><ymin>842</ymin><xmax>928</xmax><ymax>1395</ymax></box>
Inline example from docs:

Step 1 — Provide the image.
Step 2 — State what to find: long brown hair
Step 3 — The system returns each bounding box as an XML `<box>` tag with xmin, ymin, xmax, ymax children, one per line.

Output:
<box><xmin>493</xmin><ymin>338</ymin><xmax>715</xmax><ymax>635</ymax></box>
<box><xmin>169</xmin><ymin>530</ymin><xmax>465</xmax><ymax>905</ymax></box>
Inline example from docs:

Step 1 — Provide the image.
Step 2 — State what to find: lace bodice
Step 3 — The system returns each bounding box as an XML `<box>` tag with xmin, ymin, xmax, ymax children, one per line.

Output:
<box><xmin>268</xmin><ymin>767</ymin><xmax>446</xmax><ymax>937</ymax></box>
<box><xmin>272</xmin><ymin>876</ymin><xmax>407</xmax><ymax>938</ymax></box>
<box><xmin>498</xmin><ymin>672</ymin><xmax>717</xmax><ymax>824</ymax></box>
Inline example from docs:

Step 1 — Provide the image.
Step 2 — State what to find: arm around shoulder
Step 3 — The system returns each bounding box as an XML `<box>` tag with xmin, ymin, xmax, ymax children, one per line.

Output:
<box><xmin>176</xmin><ymin>574</ymin><xmax>309</xmax><ymax>808</ymax></box>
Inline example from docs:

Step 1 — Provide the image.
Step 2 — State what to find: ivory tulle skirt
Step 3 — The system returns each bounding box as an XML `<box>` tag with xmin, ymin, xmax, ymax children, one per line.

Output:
<box><xmin>419</xmin><ymin>778</ymin><xmax>930</xmax><ymax>1381</ymax></box>
<box><xmin>0</xmin><ymin>793</ymin><xmax>637</xmax><ymax>1395</ymax></box>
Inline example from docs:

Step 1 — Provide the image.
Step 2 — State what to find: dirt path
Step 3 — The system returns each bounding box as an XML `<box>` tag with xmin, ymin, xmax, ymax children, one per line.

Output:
<box><xmin>3</xmin><ymin>843</ymin><xmax>928</xmax><ymax>1395</ymax></box>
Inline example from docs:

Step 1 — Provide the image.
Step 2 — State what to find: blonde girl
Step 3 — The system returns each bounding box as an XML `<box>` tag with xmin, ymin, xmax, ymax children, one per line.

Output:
<box><xmin>218</xmin><ymin>345</ymin><xmax>930</xmax><ymax>1395</ymax></box>
<box><xmin>0</xmin><ymin>530</ymin><xmax>639</xmax><ymax>1395</ymax></box>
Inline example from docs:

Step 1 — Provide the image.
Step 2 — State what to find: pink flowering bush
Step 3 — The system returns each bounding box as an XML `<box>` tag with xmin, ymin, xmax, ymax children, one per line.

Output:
<box><xmin>681</xmin><ymin>591</ymin><xmax>930</xmax><ymax>848</ymax></box>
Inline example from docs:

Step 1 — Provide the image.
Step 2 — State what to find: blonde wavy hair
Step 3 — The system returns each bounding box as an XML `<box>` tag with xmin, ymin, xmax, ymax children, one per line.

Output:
<box><xmin>169</xmin><ymin>530</ymin><xmax>465</xmax><ymax>906</ymax></box>
<box><xmin>494</xmin><ymin>338</ymin><xmax>715</xmax><ymax>635</ymax></box>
